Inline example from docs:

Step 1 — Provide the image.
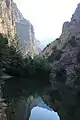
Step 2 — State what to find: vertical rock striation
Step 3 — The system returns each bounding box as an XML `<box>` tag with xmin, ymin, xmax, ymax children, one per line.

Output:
<box><xmin>12</xmin><ymin>2</ymin><xmax>37</xmax><ymax>56</ymax></box>
<box><xmin>0</xmin><ymin>0</ymin><xmax>15</xmax><ymax>44</ymax></box>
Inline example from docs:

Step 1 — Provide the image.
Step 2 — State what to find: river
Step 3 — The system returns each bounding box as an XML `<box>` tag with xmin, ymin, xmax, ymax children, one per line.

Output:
<box><xmin>1</xmin><ymin>77</ymin><xmax>60</xmax><ymax>120</ymax></box>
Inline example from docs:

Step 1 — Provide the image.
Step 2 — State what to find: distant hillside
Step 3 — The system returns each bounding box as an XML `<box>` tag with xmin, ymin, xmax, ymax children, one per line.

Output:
<box><xmin>0</xmin><ymin>0</ymin><xmax>15</xmax><ymax>43</ymax></box>
<box><xmin>40</xmin><ymin>4</ymin><xmax>80</xmax><ymax>119</ymax></box>
<box><xmin>35</xmin><ymin>39</ymin><xmax>44</xmax><ymax>53</ymax></box>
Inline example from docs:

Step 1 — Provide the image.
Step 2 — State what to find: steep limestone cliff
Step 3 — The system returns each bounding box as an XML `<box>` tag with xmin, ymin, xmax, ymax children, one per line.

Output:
<box><xmin>0</xmin><ymin>0</ymin><xmax>15</xmax><ymax>44</ymax></box>
<box><xmin>41</xmin><ymin>3</ymin><xmax>80</xmax><ymax>57</ymax></box>
<box><xmin>12</xmin><ymin>2</ymin><xmax>37</xmax><ymax>56</ymax></box>
<box><xmin>41</xmin><ymin>3</ymin><xmax>80</xmax><ymax>87</ymax></box>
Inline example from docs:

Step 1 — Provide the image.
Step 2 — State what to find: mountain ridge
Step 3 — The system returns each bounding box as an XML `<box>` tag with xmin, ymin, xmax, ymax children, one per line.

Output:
<box><xmin>41</xmin><ymin>3</ymin><xmax>80</xmax><ymax>87</ymax></box>
<box><xmin>41</xmin><ymin>3</ymin><xmax>80</xmax><ymax>57</ymax></box>
<box><xmin>12</xmin><ymin>2</ymin><xmax>43</xmax><ymax>55</ymax></box>
<box><xmin>40</xmin><ymin>4</ymin><xmax>80</xmax><ymax>119</ymax></box>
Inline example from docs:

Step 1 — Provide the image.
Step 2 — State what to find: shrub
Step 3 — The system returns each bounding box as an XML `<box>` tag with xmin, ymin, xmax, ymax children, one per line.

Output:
<box><xmin>23</xmin><ymin>56</ymin><xmax>51</xmax><ymax>81</ymax></box>
<box><xmin>0</xmin><ymin>34</ymin><xmax>23</xmax><ymax>75</ymax></box>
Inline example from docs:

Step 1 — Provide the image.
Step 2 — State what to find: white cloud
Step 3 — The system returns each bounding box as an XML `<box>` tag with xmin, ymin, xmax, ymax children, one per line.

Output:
<box><xmin>14</xmin><ymin>0</ymin><xmax>80</xmax><ymax>41</ymax></box>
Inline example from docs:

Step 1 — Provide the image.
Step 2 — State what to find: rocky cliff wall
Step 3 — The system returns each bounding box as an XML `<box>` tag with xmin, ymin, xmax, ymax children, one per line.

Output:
<box><xmin>41</xmin><ymin>3</ymin><xmax>80</xmax><ymax>57</ymax></box>
<box><xmin>0</xmin><ymin>0</ymin><xmax>15</xmax><ymax>44</ymax></box>
<box><xmin>12</xmin><ymin>2</ymin><xmax>37</xmax><ymax>56</ymax></box>
<box><xmin>41</xmin><ymin>3</ymin><xmax>80</xmax><ymax>87</ymax></box>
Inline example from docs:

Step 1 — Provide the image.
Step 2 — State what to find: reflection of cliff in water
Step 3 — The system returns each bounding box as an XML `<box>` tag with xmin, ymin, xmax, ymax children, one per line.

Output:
<box><xmin>2</xmin><ymin>77</ymin><xmax>67</xmax><ymax>120</ymax></box>
<box><xmin>2</xmin><ymin>77</ymin><xmax>51</xmax><ymax>102</ymax></box>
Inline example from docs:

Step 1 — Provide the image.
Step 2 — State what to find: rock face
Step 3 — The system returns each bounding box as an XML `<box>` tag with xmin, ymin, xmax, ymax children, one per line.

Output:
<box><xmin>35</xmin><ymin>39</ymin><xmax>44</xmax><ymax>53</ymax></box>
<box><xmin>41</xmin><ymin>38</ymin><xmax>60</xmax><ymax>57</ymax></box>
<box><xmin>0</xmin><ymin>0</ymin><xmax>15</xmax><ymax>44</ymax></box>
<box><xmin>12</xmin><ymin>2</ymin><xmax>37</xmax><ymax>56</ymax></box>
<box><xmin>0</xmin><ymin>102</ymin><xmax>7</xmax><ymax>120</ymax></box>
<box><xmin>41</xmin><ymin>3</ymin><xmax>80</xmax><ymax>87</ymax></box>
<box><xmin>41</xmin><ymin>4</ymin><xmax>80</xmax><ymax>120</ymax></box>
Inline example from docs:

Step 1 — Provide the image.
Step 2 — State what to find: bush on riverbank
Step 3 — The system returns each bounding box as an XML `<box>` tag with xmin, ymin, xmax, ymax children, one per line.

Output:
<box><xmin>0</xmin><ymin>34</ymin><xmax>51</xmax><ymax>84</ymax></box>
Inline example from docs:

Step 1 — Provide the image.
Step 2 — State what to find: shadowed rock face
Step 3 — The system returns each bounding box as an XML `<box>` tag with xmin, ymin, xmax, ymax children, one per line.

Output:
<box><xmin>40</xmin><ymin>3</ymin><xmax>80</xmax><ymax>120</ymax></box>
<box><xmin>41</xmin><ymin>3</ymin><xmax>80</xmax><ymax>87</ymax></box>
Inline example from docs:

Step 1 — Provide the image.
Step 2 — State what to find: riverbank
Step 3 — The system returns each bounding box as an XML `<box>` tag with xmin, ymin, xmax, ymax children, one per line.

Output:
<box><xmin>0</xmin><ymin>70</ymin><xmax>14</xmax><ymax>80</ymax></box>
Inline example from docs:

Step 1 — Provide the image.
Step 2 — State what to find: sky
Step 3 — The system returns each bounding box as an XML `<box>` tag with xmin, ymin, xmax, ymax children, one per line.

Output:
<box><xmin>14</xmin><ymin>0</ymin><xmax>80</xmax><ymax>45</ymax></box>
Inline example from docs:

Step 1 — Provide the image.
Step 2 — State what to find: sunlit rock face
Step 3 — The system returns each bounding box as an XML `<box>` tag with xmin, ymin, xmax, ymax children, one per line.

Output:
<box><xmin>12</xmin><ymin>2</ymin><xmax>37</xmax><ymax>56</ymax></box>
<box><xmin>0</xmin><ymin>0</ymin><xmax>15</xmax><ymax>40</ymax></box>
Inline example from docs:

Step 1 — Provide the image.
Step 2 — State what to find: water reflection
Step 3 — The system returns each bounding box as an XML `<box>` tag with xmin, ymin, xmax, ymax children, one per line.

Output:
<box><xmin>2</xmin><ymin>77</ymin><xmax>46</xmax><ymax>102</ymax></box>
<box><xmin>2</xmin><ymin>77</ymin><xmax>60</xmax><ymax>120</ymax></box>
<box><xmin>29</xmin><ymin>97</ymin><xmax>60</xmax><ymax>120</ymax></box>
<box><xmin>30</xmin><ymin>96</ymin><xmax>53</xmax><ymax>111</ymax></box>
<box><xmin>29</xmin><ymin>106</ymin><xmax>60</xmax><ymax>120</ymax></box>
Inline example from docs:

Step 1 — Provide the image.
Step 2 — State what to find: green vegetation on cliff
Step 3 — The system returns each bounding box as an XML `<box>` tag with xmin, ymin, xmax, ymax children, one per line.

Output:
<box><xmin>0</xmin><ymin>34</ymin><xmax>51</xmax><ymax>83</ymax></box>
